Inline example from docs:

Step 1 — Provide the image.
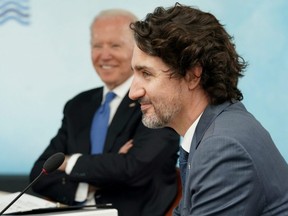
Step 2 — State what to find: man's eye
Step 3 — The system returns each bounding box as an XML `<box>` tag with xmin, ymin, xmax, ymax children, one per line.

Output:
<box><xmin>142</xmin><ymin>71</ymin><xmax>150</xmax><ymax>77</ymax></box>
<box><xmin>112</xmin><ymin>44</ymin><xmax>120</xmax><ymax>48</ymax></box>
<box><xmin>93</xmin><ymin>44</ymin><xmax>101</xmax><ymax>49</ymax></box>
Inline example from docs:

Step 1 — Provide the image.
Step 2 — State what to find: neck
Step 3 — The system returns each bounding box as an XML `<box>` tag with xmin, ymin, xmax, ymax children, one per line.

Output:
<box><xmin>171</xmin><ymin>91</ymin><xmax>209</xmax><ymax>136</ymax></box>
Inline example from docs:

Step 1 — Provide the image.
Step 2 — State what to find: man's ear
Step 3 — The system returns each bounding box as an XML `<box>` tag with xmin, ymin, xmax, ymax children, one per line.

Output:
<box><xmin>185</xmin><ymin>65</ymin><xmax>202</xmax><ymax>90</ymax></box>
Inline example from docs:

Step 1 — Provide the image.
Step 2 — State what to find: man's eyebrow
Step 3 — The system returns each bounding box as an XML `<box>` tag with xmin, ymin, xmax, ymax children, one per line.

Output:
<box><xmin>133</xmin><ymin>65</ymin><xmax>151</xmax><ymax>71</ymax></box>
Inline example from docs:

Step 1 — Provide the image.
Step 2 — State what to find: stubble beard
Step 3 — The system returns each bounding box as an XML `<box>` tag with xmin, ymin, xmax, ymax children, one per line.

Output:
<box><xmin>141</xmin><ymin>98</ymin><xmax>181</xmax><ymax>129</ymax></box>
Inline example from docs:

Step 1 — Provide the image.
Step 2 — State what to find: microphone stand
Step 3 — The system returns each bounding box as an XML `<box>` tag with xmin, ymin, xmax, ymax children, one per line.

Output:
<box><xmin>0</xmin><ymin>152</ymin><xmax>64</xmax><ymax>215</ymax></box>
<box><xmin>0</xmin><ymin>170</ymin><xmax>44</xmax><ymax>215</ymax></box>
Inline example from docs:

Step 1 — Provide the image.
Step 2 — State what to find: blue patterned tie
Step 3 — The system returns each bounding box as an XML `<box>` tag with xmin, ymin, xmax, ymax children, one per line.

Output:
<box><xmin>179</xmin><ymin>146</ymin><xmax>189</xmax><ymax>187</ymax></box>
<box><xmin>91</xmin><ymin>92</ymin><xmax>116</xmax><ymax>154</ymax></box>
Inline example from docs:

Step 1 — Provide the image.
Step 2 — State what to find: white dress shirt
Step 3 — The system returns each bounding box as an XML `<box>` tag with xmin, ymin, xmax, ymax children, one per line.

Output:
<box><xmin>181</xmin><ymin>113</ymin><xmax>202</xmax><ymax>153</ymax></box>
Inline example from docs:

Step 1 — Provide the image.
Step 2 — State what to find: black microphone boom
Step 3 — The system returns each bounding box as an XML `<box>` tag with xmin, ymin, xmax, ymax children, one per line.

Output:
<box><xmin>0</xmin><ymin>152</ymin><xmax>65</xmax><ymax>215</ymax></box>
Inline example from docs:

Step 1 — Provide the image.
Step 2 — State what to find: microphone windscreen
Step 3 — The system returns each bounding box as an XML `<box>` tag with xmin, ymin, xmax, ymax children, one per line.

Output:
<box><xmin>43</xmin><ymin>152</ymin><xmax>65</xmax><ymax>173</ymax></box>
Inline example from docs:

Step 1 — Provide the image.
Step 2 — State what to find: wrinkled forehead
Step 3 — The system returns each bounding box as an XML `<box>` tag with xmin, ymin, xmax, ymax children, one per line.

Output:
<box><xmin>93</xmin><ymin>15</ymin><xmax>134</xmax><ymax>32</ymax></box>
<box><xmin>91</xmin><ymin>17</ymin><xmax>134</xmax><ymax>44</ymax></box>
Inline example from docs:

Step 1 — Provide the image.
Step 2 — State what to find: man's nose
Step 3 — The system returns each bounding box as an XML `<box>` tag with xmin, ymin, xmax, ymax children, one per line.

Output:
<box><xmin>129</xmin><ymin>76</ymin><xmax>145</xmax><ymax>101</ymax></box>
<box><xmin>100</xmin><ymin>47</ymin><xmax>112</xmax><ymax>60</ymax></box>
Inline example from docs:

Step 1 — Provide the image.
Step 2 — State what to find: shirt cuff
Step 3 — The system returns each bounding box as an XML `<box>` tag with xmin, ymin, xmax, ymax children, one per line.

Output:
<box><xmin>64</xmin><ymin>153</ymin><xmax>89</xmax><ymax>203</ymax></box>
<box><xmin>75</xmin><ymin>182</ymin><xmax>89</xmax><ymax>202</ymax></box>
<box><xmin>65</xmin><ymin>153</ymin><xmax>82</xmax><ymax>175</ymax></box>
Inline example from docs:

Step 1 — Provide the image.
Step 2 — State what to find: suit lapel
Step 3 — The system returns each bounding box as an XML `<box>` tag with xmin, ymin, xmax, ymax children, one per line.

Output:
<box><xmin>78</xmin><ymin>88</ymin><xmax>103</xmax><ymax>154</ymax></box>
<box><xmin>190</xmin><ymin>101</ymin><xmax>232</xmax><ymax>156</ymax></box>
<box><xmin>104</xmin><ymin>93</ymin><xmax>139</xmax><ymax>152</ymax></box>
<box><xmin>87</xmin><ymin>89</ymin><xmax>103</xmax><ymax>119</ymax></box>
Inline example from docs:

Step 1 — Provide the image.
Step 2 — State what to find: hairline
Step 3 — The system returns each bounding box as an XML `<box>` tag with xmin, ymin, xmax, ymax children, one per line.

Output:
<box><xmin>90</xmin><ymin>9</ymin><xmax>138</xmax><ymax>32</ymax></box>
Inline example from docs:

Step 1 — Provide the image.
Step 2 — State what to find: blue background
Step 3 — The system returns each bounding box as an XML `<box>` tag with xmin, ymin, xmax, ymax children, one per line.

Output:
<box><xmin>0</xmin><ymin>0</ymin><xmax>287</xmax><ymax>174</ymax></box>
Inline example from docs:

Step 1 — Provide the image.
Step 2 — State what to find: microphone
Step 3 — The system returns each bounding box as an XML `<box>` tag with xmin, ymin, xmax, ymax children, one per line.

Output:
<box><xmin>0</xmin><ymin>152</ymin><xmax>65</xmax><ymax>215</ymax></box>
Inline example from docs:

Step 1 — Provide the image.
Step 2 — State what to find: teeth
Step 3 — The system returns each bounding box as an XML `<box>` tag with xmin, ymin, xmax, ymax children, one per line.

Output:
<box><xmin>102</xmin><ymin>65</ymin><xmax>113</xmax><ymax>69</ymax></box>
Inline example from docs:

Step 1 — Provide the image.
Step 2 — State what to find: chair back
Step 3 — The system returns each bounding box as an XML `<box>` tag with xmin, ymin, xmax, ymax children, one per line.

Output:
<box><xmin>165</xmin><ymin>168</ymin><xmax>182</xmax><ymax>216</ymax></box>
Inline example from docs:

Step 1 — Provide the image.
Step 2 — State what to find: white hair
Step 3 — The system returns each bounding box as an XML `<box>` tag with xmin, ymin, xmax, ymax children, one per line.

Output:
<box><xmin>90</xmin><ymin>9</ymin><xmax>138</xmax><ymax>32</ymax></box>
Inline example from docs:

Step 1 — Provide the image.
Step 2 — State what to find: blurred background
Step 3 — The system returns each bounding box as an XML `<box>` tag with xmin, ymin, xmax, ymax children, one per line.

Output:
<box><xmin>0</xmin><ymin>0</ymin><xmax>287</xmax><ymax>175</ymax></box>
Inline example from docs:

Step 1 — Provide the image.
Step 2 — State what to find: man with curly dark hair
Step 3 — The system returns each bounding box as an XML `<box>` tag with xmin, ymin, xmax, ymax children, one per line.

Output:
<box><xmin>129</xmin><ymin>3</ymin><xmax>288</xmax><ymax>215</ymax></box>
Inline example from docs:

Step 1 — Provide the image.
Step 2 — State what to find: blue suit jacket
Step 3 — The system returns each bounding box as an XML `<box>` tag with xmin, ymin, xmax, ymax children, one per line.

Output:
<box><xmin>175</xmin><ymin>101</ymin><xmax>288</xmax><ymax>215</ymax></box>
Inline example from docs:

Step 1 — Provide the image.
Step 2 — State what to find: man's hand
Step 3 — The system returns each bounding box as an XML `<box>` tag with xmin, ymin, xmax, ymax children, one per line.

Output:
<box><xmin>58</xmin><ymin>155</ymin><xmax>70</xmax><ymax>171</ymax></box>
<box><xmin>119</xmin><ymin>139</ymin><xmax>133</xmax><ymax>154</ymax></box>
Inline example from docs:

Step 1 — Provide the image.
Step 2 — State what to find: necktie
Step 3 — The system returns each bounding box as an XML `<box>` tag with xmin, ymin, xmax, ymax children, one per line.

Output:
<box><xmin>179</xmin><ymin>146</ymin><xmax>189</xmax><ymax>187</ymax></box>
<box><xmin>90</xmin><ymin>91</ymin><xmax>116</xmax><ymax>154</ymax></box>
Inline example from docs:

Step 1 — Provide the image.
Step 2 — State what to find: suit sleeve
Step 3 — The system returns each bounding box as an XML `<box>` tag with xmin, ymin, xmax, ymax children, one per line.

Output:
<box><xmin>70</xmin><ymin>123</ymin><xmax>179</xmax><ymax>188</ymax></box>
<box><xmin>185</xmin><ymin>136</ymin><xmax>264</xmax><ymax>215</ymax></box>
<box><xmin>30</xmin><ymin>96</ymin><xmax>180</xmax><ymax>205</ymax></box>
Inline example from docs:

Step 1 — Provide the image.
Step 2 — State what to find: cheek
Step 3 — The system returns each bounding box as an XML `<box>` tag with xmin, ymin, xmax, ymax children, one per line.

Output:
<box><xmin>147</xmin><ymin>85</ymin><xmax>167</xmax><ymax>106</ymax></box>
<box><xmin>91</xmin><ymin>51</ymin><xmax>99</xmax><ymax>63</ymax></box>
<box><xmin>156</xmin><ymin>83</ymin><xmax>181</xmax><ymax>105</ymax></box>
<box><xmin>116</xmin><ymin>47</ymin><xmax>133</xmax><ymax>61</ymax></box>
<box><xmin>118</xmin><ymin>53</ymin><xmax>132</xmax><ymax>65</ymax></box>
<box><xmin>91</xmin><ymin>48</ymin><xmax>103</xmax><ymax>59</ymax></box>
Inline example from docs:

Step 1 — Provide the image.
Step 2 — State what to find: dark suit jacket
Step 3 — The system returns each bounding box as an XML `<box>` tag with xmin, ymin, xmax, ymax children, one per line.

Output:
<box><xmin>175</xmin><ymin>101</ymin><xmax>288</xmax><ymax>216</ymax></box>
<box><xmin>30</xmin><ymin>87</ymin><xmax>180</xmax><ymax>216</ymax></box>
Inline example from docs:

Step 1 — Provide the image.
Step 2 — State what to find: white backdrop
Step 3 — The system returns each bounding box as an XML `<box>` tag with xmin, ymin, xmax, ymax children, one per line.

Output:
<box><xmin>0</xmin><ymin>0</ymin><xmax>287</xmax><ymax>174</ymax></box>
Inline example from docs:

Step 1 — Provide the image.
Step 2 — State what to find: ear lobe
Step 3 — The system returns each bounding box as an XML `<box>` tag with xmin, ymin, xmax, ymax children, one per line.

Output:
<box><xmin>185</xmin><ymin>65</ymin><xmax>202</xmax><ymax>90</ymax></box>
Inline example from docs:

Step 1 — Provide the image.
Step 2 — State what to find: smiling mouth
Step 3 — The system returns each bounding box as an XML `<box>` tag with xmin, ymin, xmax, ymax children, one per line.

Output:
<box><xmin>101</xmin><ymin>65</ymin><xmax>114</xmax><ymax>69</ymax></box>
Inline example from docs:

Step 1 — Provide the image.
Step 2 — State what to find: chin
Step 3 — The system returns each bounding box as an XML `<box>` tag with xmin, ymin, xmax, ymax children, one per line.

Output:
<box><xmin>142</xmin><ymin>114</ymin><xmax>164</xmax><ymax>129</ymax></box>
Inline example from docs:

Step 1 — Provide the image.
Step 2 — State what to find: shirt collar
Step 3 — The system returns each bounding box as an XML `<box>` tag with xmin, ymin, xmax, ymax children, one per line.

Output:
<box><xmin>103</xmin><ymin>76</ymin><xmax>133</xmax><ymax>99</ymax></box>
<box><xmin>181</xmin><ymin>113</ymin><xmax>202</xmax><ymax>153</ymax></box>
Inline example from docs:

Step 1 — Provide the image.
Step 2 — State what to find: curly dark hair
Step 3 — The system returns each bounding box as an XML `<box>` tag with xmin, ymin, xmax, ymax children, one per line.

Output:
<box><xmin>130</xmin><ymin>3</ymin><xmax>247</xmax><ymax>105</ymax></box>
